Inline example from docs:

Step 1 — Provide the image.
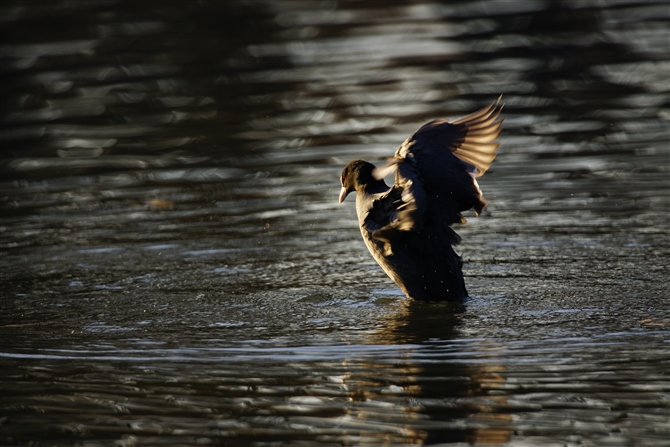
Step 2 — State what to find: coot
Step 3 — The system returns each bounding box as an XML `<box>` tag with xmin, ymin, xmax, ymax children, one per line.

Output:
<box><xmin>339</xmin><ymin>97</ymin><xmax>503</xmax><ymax>301</ymax></box>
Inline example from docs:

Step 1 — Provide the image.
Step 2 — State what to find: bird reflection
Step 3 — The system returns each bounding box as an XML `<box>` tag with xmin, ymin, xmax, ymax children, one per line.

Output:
<box><xmin>342</xmin><ymin>301</ymin><xmax>514</xmax><ymax>445</ymax></box>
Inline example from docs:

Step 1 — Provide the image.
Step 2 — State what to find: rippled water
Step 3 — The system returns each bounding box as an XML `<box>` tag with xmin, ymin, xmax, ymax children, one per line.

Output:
<box><xmin>1</xmin><ymin>1</ymin><xmax>669</xmax><ymax>445</ymax></box>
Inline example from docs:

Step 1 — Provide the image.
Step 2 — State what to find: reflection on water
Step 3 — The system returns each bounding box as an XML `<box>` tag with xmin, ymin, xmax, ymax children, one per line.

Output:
<box><xmin>2</xmin><ymin>303</ymin><xmax>667</xmax><ymax>445</ymax></box>
<box><xmin>1</xmin><ymin>0</ymin><xmax>669</xmax><ymax>445</ymax></box>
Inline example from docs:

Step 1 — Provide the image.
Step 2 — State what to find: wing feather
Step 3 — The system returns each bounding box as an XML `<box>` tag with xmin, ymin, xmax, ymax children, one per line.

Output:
<box><xmin>454</xmin><ymin>151</ymin><xmax>496</xmax><ymax>167</ymax></box>
<box><xmin>450</xmin><ymin>97</ymin><xmax>503</xmax><ymax>177</ymax></box>
<box><xmin>459</xmin><ymin>142</ymin><xmax>500</xmax><ymax>154</ymax></box>
<box><xmin>465</xmin><ymin>110</ymin><xmax>504</xmax><ymax>131</ymax></box>
<box><xmin>461</xmin><ymin>129</ymin><xmax>502</xmax><ymax>143</ymax></box>
<box><xmin>452</xmin><ymin>97</ymin><xmax>499</xmax><ymax>124</ymax></box>
<box><xmin>368</xmin><ymin>96</ymin><xmax>503</xmax><ymax>243</ymax></box>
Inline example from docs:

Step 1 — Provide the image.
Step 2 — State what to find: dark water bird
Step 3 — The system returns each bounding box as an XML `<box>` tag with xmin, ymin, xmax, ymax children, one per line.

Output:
<box><xmin>339</xmin><ymin>96</ymin><xmax>503</xmax><ymax>302</ymax></box>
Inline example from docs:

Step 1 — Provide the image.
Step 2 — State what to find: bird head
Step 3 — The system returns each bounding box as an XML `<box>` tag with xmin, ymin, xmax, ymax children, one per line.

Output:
<box><xmin>339</xmin><ymin>160</ymin><xmax>376</xmax><ymax>203</ymax></box>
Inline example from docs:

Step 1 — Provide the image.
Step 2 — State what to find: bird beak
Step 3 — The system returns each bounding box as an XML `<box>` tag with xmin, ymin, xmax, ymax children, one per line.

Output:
<box><xmin>338</xmin><ymin>186</ymin><xmax>349</xmax><ymax>204</ymax></box>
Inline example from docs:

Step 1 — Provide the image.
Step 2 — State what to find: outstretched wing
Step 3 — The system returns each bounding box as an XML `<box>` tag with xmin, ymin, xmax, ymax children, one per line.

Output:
<box><xmin>371</xmin><ymin>96</ymin><xmax>504</xmax><ymax>243</ymax></box>
<box><xmin>433</xmin><ymin>95</ymin><xmax>503</xmax><ymax>177</ymax></box>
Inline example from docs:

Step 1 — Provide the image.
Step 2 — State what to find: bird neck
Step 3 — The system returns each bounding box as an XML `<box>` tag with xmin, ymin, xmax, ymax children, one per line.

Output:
<box><xmin>360</xmin><ymin>178</ymin><xmax>389</xmax><ymax>195</ymax></box>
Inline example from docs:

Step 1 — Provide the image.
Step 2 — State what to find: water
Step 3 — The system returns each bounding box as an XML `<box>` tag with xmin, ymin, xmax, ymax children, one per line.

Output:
<box><xmin>1</xmin><ymin>1</ymin><xmax>669</xmax><ymax>445</ymax></box>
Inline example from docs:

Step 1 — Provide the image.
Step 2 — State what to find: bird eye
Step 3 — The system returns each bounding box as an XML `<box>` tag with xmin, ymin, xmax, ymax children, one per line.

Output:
<box><xmin>341</xmin><ymin>175</ymin><xmax>346</xmax><ymax>185</ymax></box>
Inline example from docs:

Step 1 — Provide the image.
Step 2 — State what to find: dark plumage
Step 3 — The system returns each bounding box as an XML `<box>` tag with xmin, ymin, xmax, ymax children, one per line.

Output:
<box><xmin>339</xmin><ymin>97</ymin><xmax>504</xmax><ymax>302</ymax></box>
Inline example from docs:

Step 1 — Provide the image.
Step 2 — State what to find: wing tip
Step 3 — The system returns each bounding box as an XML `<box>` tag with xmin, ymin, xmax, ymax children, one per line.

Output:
<box><xmin>372</xmin><ymin>158</ymin><xmax>400</xmax><ymax>180</ymax></box>
<box><xmin>453</xmin><ymin>95</ymin><xmax>504</xmax><ymax>177</ymax></box>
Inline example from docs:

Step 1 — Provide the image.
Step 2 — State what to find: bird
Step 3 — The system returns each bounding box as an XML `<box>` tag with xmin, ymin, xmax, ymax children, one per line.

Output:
<box><xmin>338</xmin><ymin>96</ymin><xmax>503</xmax><ymax>302</ymax></box>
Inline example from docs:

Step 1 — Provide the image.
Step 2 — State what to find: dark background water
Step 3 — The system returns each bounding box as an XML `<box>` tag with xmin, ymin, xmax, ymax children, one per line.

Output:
<box><xmin>1</xmin><ymin>1</ymin><xmax>669</xmax><ymax>445</ymax></box>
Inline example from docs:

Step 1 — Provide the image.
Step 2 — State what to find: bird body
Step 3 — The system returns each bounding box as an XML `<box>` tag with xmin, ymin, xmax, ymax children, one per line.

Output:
<box><xmin>339</xmin><ymin>97</ymin><xmax>503</xmax><ymax>302</ymax></box>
